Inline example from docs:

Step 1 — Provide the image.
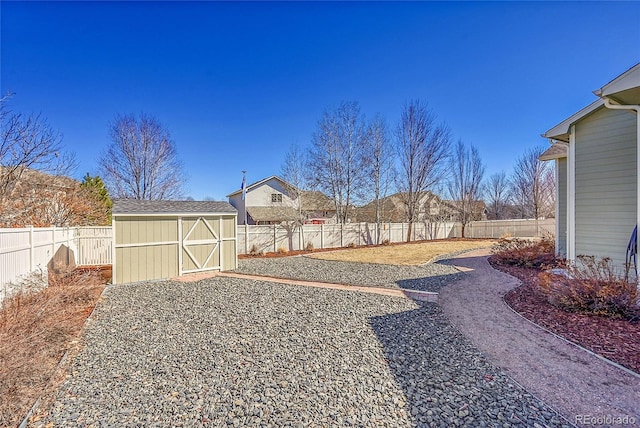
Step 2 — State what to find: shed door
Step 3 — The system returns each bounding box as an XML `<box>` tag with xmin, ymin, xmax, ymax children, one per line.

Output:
<box><xmin>181</xmin><ymin>217</ymin><xmax>220</xmax><ymax>274</ymax></box>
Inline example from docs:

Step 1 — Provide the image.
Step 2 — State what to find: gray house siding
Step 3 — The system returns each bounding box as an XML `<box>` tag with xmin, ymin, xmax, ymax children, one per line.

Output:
<box><xmin>557</xmin><ymin>158</ymin><xmax>567</xmax><ymax>257</ymax></box>
<box><xmin>574</xmin><ymin>107</ymin><xmax>637</xmax><ymax>269</ymax></box>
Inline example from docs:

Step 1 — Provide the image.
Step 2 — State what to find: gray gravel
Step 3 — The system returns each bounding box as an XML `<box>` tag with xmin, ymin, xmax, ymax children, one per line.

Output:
<box><xmin>236</xmin><ymin>256</ymin><xmax>463</xmax><ymax>292</ymax></box>
<box><xmin>36</xmin><ymin>277</ymin><xmax>569</xmax><ymax>427</ymax></box>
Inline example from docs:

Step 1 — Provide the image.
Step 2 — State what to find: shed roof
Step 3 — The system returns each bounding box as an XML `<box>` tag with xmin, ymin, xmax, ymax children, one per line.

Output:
<box><xmin>113</xmin><ymin>200</ymin><xmax>237</xmax><ymax>215</ymax></box>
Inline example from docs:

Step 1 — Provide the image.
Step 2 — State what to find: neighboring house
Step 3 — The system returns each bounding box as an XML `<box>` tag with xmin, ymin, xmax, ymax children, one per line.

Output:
<box><xmin>226</xmin><ymin>176</ymin><xmax>336</xmax><ymax>225</ymax></box>
<box><xmin>441</xmin><ymin>200</ymin><xmax>488</xmax><ymax>222</ymax></box>
<box><xmin>541</xmin><ymin>63</ymin><xmax>639</xmax><ymax>270</ymax></box>
<box><xmin>0</xmin><ymin>167</ymin><xmax>85</xmax><ymax>227</ymax></box>
<box><xmin>298</xmin><ymin>190</ymin><xmax>336</xmax><ymax>224</ymax></box>
<box><xmin>356</xmin><ymin>191</ymin><xmax>446</xmax><ymax>223</ymax></box>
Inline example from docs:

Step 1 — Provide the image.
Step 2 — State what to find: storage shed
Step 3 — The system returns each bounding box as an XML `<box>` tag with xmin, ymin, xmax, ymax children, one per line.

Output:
<box><xmin>112</xmin><ymin>200</ymin><xmax>237</xmax><ymax>284</ymax></box>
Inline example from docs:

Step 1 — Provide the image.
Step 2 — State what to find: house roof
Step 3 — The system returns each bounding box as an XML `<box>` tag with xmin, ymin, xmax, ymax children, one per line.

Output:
<box><xmin>300</xmin><ymin>191</ymin><xmax>335</xmax><ymax>211</ymax></box>
<box><xmin>0</xmin><ymin>166</ymin><xmax>78</xmax><ymax>191</ymax></box>
<box><xmin>356</xmin><ymin>191</ymin><xmax>440</xmax><ymax>222</ymax></box>
<box><xmin>246</xmin><ymin>206</ymin><xmax>298</xmax><ymax>222</ymax></box>
<box><xmin>593</xmin><ymin>63</ymin><xmax>640</xmax><ymax>105</ymax></box>
<box><xmin>539</xmin><ymin>142</ymin><xmax>568</xmax><ymax>161</ymax></box>
<box><xmin>542</xmin><ymin>100</ymin><xmax>604</xmax><ymax>142</ymax></box>
<box><xmin>543</xmin><ymin>63</ymin><xmax>640</xmax><ymax>142</ymax></box>
<box><xmin>112</xmin><ymin>200</ymin><xmax>237</xmax><ymax>216</ymax></box>
<box><xmin>226</xmin><ymin>175</ymin><xmax>294</xmax><ymax>198</ymax></box>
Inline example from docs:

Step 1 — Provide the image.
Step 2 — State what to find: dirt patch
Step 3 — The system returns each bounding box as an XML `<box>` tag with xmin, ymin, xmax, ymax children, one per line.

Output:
<box><xmin>239</xmin><ymin>238</ymin><xmax>495</xmax><ymax>261</ymax></box>
<box><xmin>306</xmin><ymin>239</ymin><xmax>495</xmax><ymax>265</ymax></box>
<box><xmin>0</xmin><ymin>269</ymin><xmax>106</xmax><ymax>427</ymax></box>
<box><xmin>489</xmin><ymin>257</ymin><xmax>640</xmax><ymax>374</ymax></box>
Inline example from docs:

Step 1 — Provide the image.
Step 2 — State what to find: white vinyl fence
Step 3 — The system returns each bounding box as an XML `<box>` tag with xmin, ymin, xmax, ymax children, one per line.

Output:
<box><xmin>451</xmin><ymin>218</ymin><xmax>555</xmax><ymax>239</ymax></box>
<box><xmin>238</xmin><ymin>221</ymin><xmax>457</xmax><ymax>254</ymax></box>
<box><xmin>0</xmin><ymin>219</ymin><xmax>554</xmax><ymax>302</ymax></box>
<box><xmin>0</xmin><ymin>226</ymin><xmax>112</xmax><ymax>303</ymax></box>
<box><xmin>237</xmin><ymin>218</ymin><xmax>555</xmax><ymax>254</ymax></box>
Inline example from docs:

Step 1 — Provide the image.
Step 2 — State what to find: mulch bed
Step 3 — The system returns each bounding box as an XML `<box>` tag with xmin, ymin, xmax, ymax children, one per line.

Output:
<box><xmin>488</xmin><ymin>256</ymin><xmax>640</xmax><ymax>374</ymax></box>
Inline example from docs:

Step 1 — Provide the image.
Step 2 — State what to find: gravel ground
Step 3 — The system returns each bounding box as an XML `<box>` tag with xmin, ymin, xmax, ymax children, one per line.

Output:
<box><xmin>35</xmin><ymin>277</ymin><xmax>569</xmax><ymax>427</ymax></box>
<box><xmin>236</xmin><ymin>256</ymin><xmax>463</xmax><ymax>292</ymax></box>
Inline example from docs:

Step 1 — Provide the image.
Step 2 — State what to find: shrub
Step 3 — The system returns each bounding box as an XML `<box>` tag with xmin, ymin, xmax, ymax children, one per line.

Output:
<box><xmin>276</xmin><ymin>246</ymin><xmax>288</xmax><ymax>254</ymax></box>
<box><xmin>491</xmin><ymin>236</ymin><xmax>556</xmax><ymax>269</ymax></box>
<box><xmin>248</xmin><ymin>244</ymin><xmax>264</xmax><ymax>256</ymax></box>
<box><xmin>0</xmin><ymin>269</ymin><xmax>104</xmax><ymax>427</ymax></box>
<box><xmin>381</xmin><ymin>239</ymin><xmax>391</xmax><ymax>246</ymax></box>
<box><xmin>305</xmin><ymin>241</ymin><xmax>314</xmax><ymax>252</ymax></box>
<box><xmin>347</xmin><ymin>242</ymin><xmax>356</xmax><ymax>248</ymax></box>
<box><xmin>538</xmin><ymin>255</ymin><xmax>640</xmax><ymax>321</ymax></box>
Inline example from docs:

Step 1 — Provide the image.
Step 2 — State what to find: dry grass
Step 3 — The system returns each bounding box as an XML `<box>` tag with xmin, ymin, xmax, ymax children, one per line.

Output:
<box><xmin>307</xmin><ymin>239</ymin><xmax>495</xmax><ymax>265</ymax></box>
<box><xmin>0</xmin><ymin>269</ymin><xmax>105</xmax><ymax>427</ymax></box>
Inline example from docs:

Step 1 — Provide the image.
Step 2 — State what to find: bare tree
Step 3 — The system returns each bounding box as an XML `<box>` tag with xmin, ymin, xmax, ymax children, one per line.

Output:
<box><xmin>307</xmin><ymin>101</ymin><xmax>368</xmax><ymax>223</ymax></box>
<box><xmin>447</xmin><ymin>140</ymin><xmax>485</xmax><ymax>237</ymax></box>
<box><xmin>510</xmin><ymin>145</ymin><xmax>555</xmax><ymax>220</ymax></box>
<box><xmin>365</xmin><ymin>115</ymin><xmax>395</xmax><ymax>243</ymax></box>
<box><xmin>395</xmin><ymin>100</ymin><xmax>451</xmax><ymax>242</ymax></box>
<box><xmin>0</xmin><ymin>95</ymin><xmax>75</xmax><ymax>204</ymax></box>
<box><xmin>485</xmin><ymin>171</ymin><xmax>511</xmax><ymax>220</ymax></box>
<box><xmin>100</xmin><ymin>113</ymin><xmax>185</xmax><ymax>200</ymax></box>
<box><xmin>280</xmin><ymin>143</ymin><xmax>308</xmax><ymax>250</ymax></box>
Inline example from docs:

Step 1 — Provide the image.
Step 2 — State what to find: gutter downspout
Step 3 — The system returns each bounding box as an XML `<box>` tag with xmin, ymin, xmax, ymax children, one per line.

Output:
<box><xmin>600</xmin><ymin>97</ymin><xmax>640</xmax><ymax>279</ymax></box>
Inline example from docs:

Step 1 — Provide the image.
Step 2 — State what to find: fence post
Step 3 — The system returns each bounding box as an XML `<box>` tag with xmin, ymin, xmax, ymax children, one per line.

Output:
<box><xmin>29</xmin><ymin>226</ymin><xmax>34</xmax><ymax>272</ymax></box>
<box><xmin>321</xmin><ymin>223</ymin><xmax>325</xmax><ymax>249</ymax></box>
<box><xmin>244</xmin><ymin>225</ymin><xmax>248</xmax><ymax>254</ymax></box>
<box><xmin>340</xmin><ymin>223</ymin><xmax>344</xmax><ymax>247</ymax></box>
<box><xmin>69</xmin><ymin>227</ymin><xmax>75</xmax><ymax>265</ymax></box>
<box><xmin>273</xmin><ymin>224</ymin><xmax>277</xmax><ymax>253</ymax></box>
<box><xmin>51</xmin><ymin>228</ymin><xmax>56</xmax><ymax>266</ymax></box>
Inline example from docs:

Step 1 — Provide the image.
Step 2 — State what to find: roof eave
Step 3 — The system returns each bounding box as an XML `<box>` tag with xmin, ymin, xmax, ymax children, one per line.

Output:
<box><xmin>539</xmin><ymin>142</ymin><xmax>568</xmax><ymax>161</ymax></box>
<box><xmin>113</xmin><ymin>211</ymin><xmax>237</xmax><ymax>217</ymax></box>
<box><xmin>542</xmin><ymin>99</ymin><xmax>604</xmax><ymax>141</ymax></box>
<box><xmin>593</xmin><ymin>63</ymin><xmax>640</xmax><ymax>99</ymax></box>
<box><xmin>226</xmin><ymin>175</ymin><xmax>295</xmax><ymax>198</ymax></box>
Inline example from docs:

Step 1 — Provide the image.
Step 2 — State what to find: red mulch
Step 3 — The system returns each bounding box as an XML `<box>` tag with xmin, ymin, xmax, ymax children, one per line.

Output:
<box><xmin>489</xmin><ymin>256</ymin><xmax>640</xmax><ymax>374</ymax></box>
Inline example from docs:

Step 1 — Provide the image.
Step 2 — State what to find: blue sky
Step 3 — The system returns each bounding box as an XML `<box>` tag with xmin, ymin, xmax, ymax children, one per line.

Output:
<box><xmin>2</xmin><ymin>1</ymin><xmax>639</xmax><ymax>200</ymax></box>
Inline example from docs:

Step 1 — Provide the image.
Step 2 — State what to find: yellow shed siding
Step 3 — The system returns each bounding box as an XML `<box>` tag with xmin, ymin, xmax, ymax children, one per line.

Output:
<box><xmin>221</xmin><ymin>240</ymin><xmax>237</xmax><ymax>270</ymax></box>
<box><xmin>114</xmin><ymin>213</ymin><xmax>237</xmax><ymax>284</ymax></box>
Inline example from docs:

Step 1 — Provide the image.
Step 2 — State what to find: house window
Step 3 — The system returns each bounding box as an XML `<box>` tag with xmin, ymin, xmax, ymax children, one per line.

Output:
<box><xmin>271</xmin><ymin>193</ymin><xmax>283</xmax><ymax>203</ymax></box>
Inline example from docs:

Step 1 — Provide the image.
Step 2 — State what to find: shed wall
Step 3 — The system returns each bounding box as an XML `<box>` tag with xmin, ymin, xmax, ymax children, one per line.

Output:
<box><xmin>574</xmin><ymin>107</ymin><xmax>637</xmax><ymax>269</ymax></box>
<box><xmin>114</xmin><ymin>216</ymin><xmax>179</xmax><ymax>284</ymax></box>
<box><xmin>114</xmin><ymin>213</ymin><xmax>237</xmax><ymax>284</ymax></box>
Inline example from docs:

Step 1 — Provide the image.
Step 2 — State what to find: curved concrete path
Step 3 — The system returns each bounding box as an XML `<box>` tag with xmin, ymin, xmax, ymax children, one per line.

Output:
<box><xmin>439</xmin><ymin>248</ymin><xmax>640</xmax><ymax>423</ymax></box>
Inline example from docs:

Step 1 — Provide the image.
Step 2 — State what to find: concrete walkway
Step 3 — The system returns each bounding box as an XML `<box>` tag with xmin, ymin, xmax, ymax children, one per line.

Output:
<box><xmin>439</xmin><ymin>248</ymin><xmax>640</xmax><ymax>423</ymax></box>
<box><xmin>217</xmin><ymin>271</ymin><xmax>439</xmax><ymax>302</ymax></box>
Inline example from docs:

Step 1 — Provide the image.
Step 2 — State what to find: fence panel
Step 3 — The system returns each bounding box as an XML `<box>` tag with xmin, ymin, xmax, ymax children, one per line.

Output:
<box><xmin>465</xmin><ymin>218</ymin><xmax>554</xmax><ymax>239</ymax></box>
<box><xmin>0</xmin><ymin>226</ymin><xmax>112</xmax><ymax>303</ymax></box>
<box><xmin>234</xmin><ymin>219</ymin><xmax>554</xmax><ymax>254</ymax></box>
<box><xmin>77</xmin><ymin>227</ymin><xmax>113</xmax><ymax>265</ymax></box>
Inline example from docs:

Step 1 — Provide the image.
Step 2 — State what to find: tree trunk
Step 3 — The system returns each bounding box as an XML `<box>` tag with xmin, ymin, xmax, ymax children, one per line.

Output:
<box><xmin>406</xmin><ymin>222</ymin><xmax>413</xmax><ymax>242</ymax></box>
